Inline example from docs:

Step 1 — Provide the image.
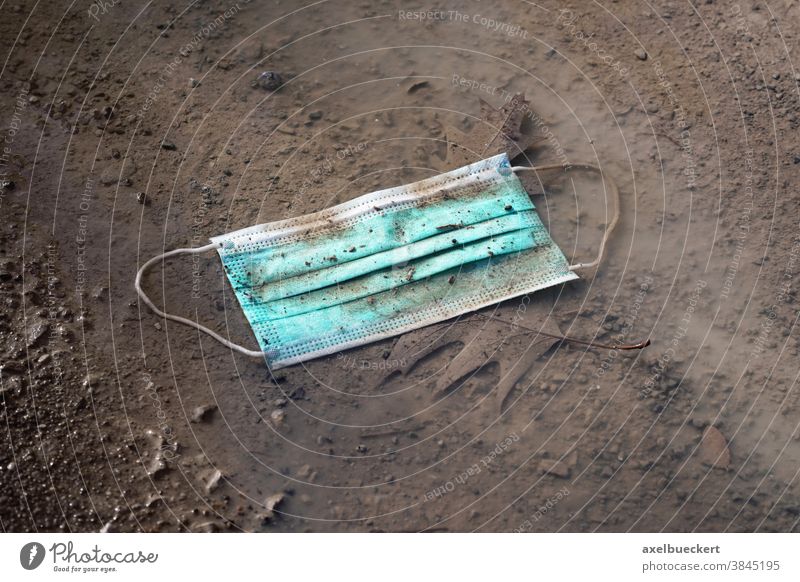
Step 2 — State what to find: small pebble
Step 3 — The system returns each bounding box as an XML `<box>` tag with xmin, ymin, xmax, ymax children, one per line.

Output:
<box><xmin>205</xmin><ymin>469</ymin><xmax>223</xmax><ymax>493</ymax></box>
<box><xmin>191</xmin><ymin>404</ymin><xmax>217</xmax><ymax>423</ymax></box>
<box><xmin>256</xmin><ymin>71</ymin><xmax>282</xmax><ymax>91</ymax></box>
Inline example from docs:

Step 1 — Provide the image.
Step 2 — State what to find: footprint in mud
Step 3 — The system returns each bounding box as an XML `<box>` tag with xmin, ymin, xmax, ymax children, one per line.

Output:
<box><xmin>427</xmin><ymin>335</ymin><xmax>495</xmax><ymax>396</ymax></box>
<box><xmin>374</xmin><ymin>300</ymin><xmax>566</xmax><ymax>414</ymax></box>
<box><xmin>375</xmin><ymin>339</ymin><xmax>466</xmax><ymax>400</ymax></box>
<box><xmin>404</xmin><ymin>340</ymin><xmax>466</xmax><ymax>383</ymax></box>
<box><xmin>439</xmin><ymin>360</ymin><xmax>500</xmax><ymax>400</ymax></box>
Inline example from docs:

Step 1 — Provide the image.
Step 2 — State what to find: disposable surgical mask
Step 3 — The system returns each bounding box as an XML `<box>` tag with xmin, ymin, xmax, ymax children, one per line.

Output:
<box><xmin>135</xmin><ymin>153</ymin><xmax>618</xmax><ymax>369</ymax></box>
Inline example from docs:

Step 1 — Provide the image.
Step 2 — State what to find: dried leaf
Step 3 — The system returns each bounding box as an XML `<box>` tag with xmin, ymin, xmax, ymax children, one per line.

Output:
<box><xmin>445</xmin><ymin>93</ymin><xmax>542</xmax><ymax>166</ymax></box>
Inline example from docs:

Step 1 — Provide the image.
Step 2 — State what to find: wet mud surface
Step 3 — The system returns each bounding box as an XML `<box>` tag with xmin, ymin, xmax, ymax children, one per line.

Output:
<box><xmin>2</xmin><ymin>0</ymin><xmax>800</xmax><ymax>532</ymax></box>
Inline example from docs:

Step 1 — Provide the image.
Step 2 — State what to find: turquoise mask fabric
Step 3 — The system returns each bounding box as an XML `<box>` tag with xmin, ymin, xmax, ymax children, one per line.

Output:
<box><xmin>211</xmin><ymin>153</ymin><xmax>578</xmax><ymax>369</ymax></box>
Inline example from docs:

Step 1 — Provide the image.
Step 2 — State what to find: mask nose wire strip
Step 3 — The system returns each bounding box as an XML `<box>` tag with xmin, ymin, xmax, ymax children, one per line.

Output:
<box><xmin>511</xmin><ymin>163</ymin><xmax>620</xmax><ymax>272</ymax></box>
<box><xmin>135</xmin><ymin>242</ymin><xmax>264</xmax><ymax>358</ymax></box>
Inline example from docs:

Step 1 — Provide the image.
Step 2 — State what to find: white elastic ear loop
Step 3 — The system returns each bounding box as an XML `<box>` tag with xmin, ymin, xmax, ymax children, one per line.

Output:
<box><xmin>134</xmin><ymin>242</ymin><xmax>264</xmax><ymax>358</ymax></box>
<box><xmin>511</xmin><ymin>163</ymin><xmax>620</xmax><ymax>271</ymax></box>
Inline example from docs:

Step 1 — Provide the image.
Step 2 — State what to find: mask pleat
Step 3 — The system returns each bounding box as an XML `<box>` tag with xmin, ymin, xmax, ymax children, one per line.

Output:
<box><xmin>248</xmin><ymin>210</ymin><xmax>543</xmax><ymax>304</ymax></box>
<box><xmin>221</xmin><ymin>183</ymin><xmax>534</xmax><ymax>289</ymax></box>
<box><xmin>251</xmin><ymin>227</ymin><xmax>540</xmax><ymax>320</ymax></box>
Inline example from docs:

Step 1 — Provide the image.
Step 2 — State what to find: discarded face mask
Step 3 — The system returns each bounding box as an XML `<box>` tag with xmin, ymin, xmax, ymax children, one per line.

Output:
<box><xmin>136</xmin><ymin>153</ymin><xmax>619</xmax><ymax>369</ymax></box>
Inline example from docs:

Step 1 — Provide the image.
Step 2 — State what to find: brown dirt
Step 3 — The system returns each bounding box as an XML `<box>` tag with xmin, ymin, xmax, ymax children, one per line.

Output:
<box><xmin>2</xmin><ymin>0</ymin><xmax>800</xmax><ymax>532</ymax></box>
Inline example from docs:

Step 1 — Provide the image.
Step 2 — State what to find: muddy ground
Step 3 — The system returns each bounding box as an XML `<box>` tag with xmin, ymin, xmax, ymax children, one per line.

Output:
<box><xmin>2</xmin><ymin>0</ymin><xmax>800</xmax><ymax>532</ymax></box>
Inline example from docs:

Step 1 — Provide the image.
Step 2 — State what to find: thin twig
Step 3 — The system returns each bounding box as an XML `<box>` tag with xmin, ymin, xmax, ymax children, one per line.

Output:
<box><xmin>472</xmin><ymin>312</ymin><xmax>650</xmax><ymax>351</ymax></box>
